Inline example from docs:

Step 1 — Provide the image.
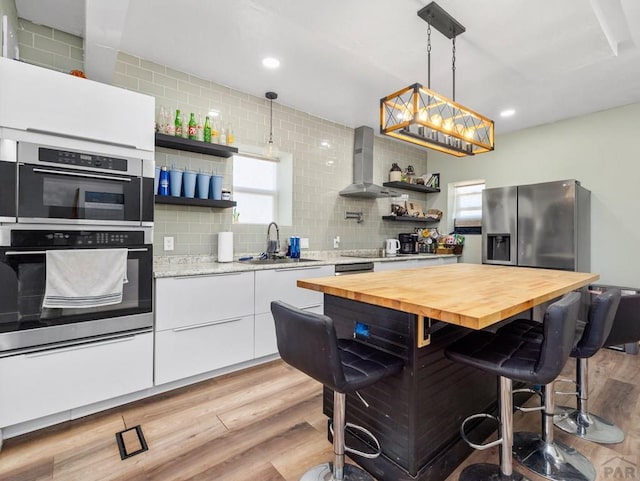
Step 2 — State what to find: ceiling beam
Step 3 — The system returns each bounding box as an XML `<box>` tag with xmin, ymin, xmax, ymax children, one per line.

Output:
<box><xmin>590</xmin><ymin>0</ymin><xmax>630</xmax><ymax>56</ymax></box>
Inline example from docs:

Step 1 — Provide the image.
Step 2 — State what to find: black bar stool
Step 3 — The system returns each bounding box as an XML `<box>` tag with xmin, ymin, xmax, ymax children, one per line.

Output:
<box><xmin>271</xmin><ymin>300</ymin><xmax>403</xmax><ymax>481</ymax></box>
<box><xmin>495</xmin><ymin>297</ymin><xmax>596</xmax><ymax>481</ymax></box>
<box><xmin>445</xmin><ymin>292</ymin><xmax>582</xmax><ymax>481</ymax></box>
<box><xmin>554</xmin><ymin>289</ymin><xmax>623</xmax><ymax>444</ymax></box>
<box><xmin>603</xmin><ymin>287</ymin><xmax>640</xmax><ymax>352</ymax></box>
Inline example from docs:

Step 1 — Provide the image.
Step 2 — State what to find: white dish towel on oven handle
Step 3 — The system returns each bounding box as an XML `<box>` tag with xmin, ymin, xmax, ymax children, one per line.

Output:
<box><xmin>43</xmin><ymin>248</ymin><xmax>128</xmax><ymax>309</ymax></box>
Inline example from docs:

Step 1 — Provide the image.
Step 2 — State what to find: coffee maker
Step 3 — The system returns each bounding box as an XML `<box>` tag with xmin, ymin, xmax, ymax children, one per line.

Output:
<box><xmin>398</xmin><ymin>233</ymin><xmax>418</xmax><ymax>254</ymax></box>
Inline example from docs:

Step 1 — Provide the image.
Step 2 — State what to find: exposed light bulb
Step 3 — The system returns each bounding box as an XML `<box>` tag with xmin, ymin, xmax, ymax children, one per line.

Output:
<box><xmin>265</xmin><ymin>139</ymin><xmax>278</xmax><ymax>158</ymax></box>
<box><xmin>463</xmin><ymin>127</ymin><xmax>475</xmax><ymax>140</ymax></box>
<box><xmin>430</xmin><ymin>114</ymin><xmax>442</xmax><ymax>127</ymax></box>
<box><xmin>443</xmin><ymin>118</ymin><xmax>454</xmax><ymax>131</ymax></box>
<box><xmin>265</xmin><ymin>91</ymin><xmax>279</xmax><ymax>158</ymax></box>
<box><xmin>418</xmin><ymin>109</ymin><xmax>428</xmax><ymax>122</ymax></box>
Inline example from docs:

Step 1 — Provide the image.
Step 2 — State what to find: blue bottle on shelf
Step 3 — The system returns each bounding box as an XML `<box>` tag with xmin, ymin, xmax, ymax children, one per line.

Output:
<box><xmin>158</xmin><ymin>166</ymin><xmax>170</xmax><ymax>195</ymax></box>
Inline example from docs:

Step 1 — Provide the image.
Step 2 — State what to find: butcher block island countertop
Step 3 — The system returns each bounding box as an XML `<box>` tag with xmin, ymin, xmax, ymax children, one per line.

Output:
<box><xmin>296</xmin><ymin>263</ymin><xmax>599</xmax><ymax>481</ymax></box>
<box><xmin>297</xmin><ymin>262</ymin><xmax>599</xmax><ymax>330</ymax></box>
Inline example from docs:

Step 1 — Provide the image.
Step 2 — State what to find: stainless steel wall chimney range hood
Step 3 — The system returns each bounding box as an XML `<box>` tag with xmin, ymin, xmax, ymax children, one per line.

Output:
<box><xmin>339</xmin><ymin>126</ymin><xmax>399</xmax><ymax>198</ymax></box>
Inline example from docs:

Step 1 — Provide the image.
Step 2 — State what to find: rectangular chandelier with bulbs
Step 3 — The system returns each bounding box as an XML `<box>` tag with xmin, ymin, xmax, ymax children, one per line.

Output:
<box><xmin>380</xmin><ymin>2</ymin><xmax>494</xmax><ymax>157</ymax></box>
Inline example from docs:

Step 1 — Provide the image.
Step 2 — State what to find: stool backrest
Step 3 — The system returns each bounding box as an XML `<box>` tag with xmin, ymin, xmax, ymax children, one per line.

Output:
<box><xmin>535</xmin><ymin>291</ymin><xmax>582</xmax><ymax>384</ymax></box>
<box><xmin>573</xmin><ymin>289</ymin><xmax>621</xmax><ymax>358</ymax></box>
<box><xmin>271</xmin><ymin>300</ymin><xmax>345</xmax><ymax>389</ymax></box>
<box><xmin>605</xmin><ymin>290</ymin><xmax>640</xmax><ymax>346</ymax></box>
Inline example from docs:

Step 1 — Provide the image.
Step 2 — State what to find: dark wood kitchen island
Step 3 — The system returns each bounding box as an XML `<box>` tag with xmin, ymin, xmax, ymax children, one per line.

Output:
<box><xmin>297</xmin><ymin>263</ymin><xmax>598</xmax><ymax>481</ymax></box>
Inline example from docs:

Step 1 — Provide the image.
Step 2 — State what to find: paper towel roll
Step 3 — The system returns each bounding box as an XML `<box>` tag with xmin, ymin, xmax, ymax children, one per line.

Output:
<box><xmin>217</xmin><ymin>231</ymin><xmax>233</xmax><ymax>263</ymax></box>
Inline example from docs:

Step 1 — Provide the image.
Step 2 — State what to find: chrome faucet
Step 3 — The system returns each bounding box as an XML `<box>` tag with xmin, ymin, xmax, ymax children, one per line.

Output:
<box><xmin>266</xmin><ymin>221</ymin><xmax>280</xmax><ymax>256</ymax></box>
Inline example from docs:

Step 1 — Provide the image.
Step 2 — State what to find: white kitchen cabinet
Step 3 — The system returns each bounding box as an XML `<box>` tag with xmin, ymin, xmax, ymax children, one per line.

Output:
<box><xmin>0</xmin><ymin>332</ymin><xmax>153</xmax><ymax>427</ymax></box>
<box><xmin>155</xmin><ymin>272</ymin><xmax>254</xmax><ymax>331</ymax></box>
<box><xmin>154</xmin><ymin>271</ymin><xmax>256</xmax><ymax>385</ymax></box>
<box><xmin>254</xmin><ymin>265</ymin><xmax>332</xmax><ymax>357</ymax></box>
<box><xmin>254</xmin><ymin>265</ymin><xmax>332</xmax><ymax>314</ymax></box>
<box><xmin>254</xmin><ymin>304</ymin><xmax>324</xmax><ymax>359</ymax></box>
<box><xmin>0</xmin><ymin>57</ymin><xmax>154</xmax><ymax>155</ymax></box>
<box><xmin>154</xmin><ymin>315</ymin><xmax>254</xmax><ymax>385</ymax></box>
<box><xmin>374</xmin><ymin>259</ymin><xmax>421</xmax><ymax>271</ymax></box>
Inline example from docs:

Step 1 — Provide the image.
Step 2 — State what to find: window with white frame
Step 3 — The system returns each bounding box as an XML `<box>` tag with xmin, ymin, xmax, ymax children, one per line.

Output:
<box><xmin>451</xmin><ymin>180</ymin><xmax>485</xmax><ymax>234</ymax></box>
<box><xmin>232</xmin><ymin>153</ymin><xmax>292</xmax><ymax>225</ymax></box>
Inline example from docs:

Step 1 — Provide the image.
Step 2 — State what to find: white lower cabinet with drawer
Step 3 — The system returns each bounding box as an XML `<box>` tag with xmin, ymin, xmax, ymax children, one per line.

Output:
<box><xmin>0</xmin><ymin>332</ymin><xmax>153</xmax><ymax>428</ymax></box>
<box><xmin>255</xmin><ymin>304</ymin><xmax>324</xmax><ymax>358</ymax></box>
<box><xmin>155</xmin><ymin>315</ymin><xmax>254</xmax><ymax>385</ymax></box>
<box><xmin>254</xmin><ymin>265</ymin><xmax>332</xmax><ymax>357</ymax></box>
<box><xmin>154</xmin><ymin>271</ymin><xmax>255</xmax><ymax>385</ymax></box>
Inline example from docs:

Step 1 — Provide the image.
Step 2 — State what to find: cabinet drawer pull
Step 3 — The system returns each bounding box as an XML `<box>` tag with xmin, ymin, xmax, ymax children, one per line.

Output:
<box><xmin>25</xmin><ymin>335</ymin><xmax>136</xmax><ymax>358</ymax></box>
<box><xmin>274</xmin><ymin>266</ymin><xmax>324</xmax><ymax>272</ymax></box>
<box><xmin>171</xmin><ymin>272</ymin><xmax>244</xmax><ymax>279</ymax></box>
<box><xmin>302</xmin><ymin>304</ymin><xmax>323</xmax><ymax>310</ymax></box>
<box><xmin>172</xmin><ymin>317</ymin><xmax>243</xmax><ymax>332</ymax></box>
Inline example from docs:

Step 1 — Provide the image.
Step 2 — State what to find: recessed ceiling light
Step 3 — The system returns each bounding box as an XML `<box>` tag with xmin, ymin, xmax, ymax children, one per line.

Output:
<box><xmin>262</xmin><ymin>57</ymin><xmax>280</xmax><ymax>69</ymax></box>
<box><xmin>500</xmin><ymin>109</ymin><xmax>516</xmax><ymax>118</ymax></box>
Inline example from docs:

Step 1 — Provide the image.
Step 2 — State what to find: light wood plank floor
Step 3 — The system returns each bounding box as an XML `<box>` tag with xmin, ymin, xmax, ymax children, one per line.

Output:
<box><xmin>0</xmin><ymin>347</ymin><xmax>638</xmax><ymax>481</ymax></box>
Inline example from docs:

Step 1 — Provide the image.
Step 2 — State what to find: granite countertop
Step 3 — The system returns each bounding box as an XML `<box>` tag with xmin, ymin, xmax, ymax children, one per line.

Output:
<box><xmin>154</xmin><ymin>250</ymin><xmax>458</xmax><ymax>278</ymax></box>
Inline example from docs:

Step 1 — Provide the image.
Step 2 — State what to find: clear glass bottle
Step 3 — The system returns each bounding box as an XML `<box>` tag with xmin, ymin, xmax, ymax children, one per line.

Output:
<box><xmin>211</xmin><ymin>118</ymin><xmax>220</xmax><ymax>143</ymax></box>
<box><xmin>196</xmin><ymin>114</ymin><xmax>204</xmax><ymax>142</ymax></box>
<box><xmin>227</xmin><ymin>122</ymin><xmax>234</xmax><ymax>145</ymax></box>
<box><xmin>219</xmin><ymin>124</ymin><xmax>227</xmax><ymax>145</ymax></box>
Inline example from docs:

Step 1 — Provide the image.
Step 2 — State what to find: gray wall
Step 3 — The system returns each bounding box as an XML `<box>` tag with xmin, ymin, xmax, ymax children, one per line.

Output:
<box><xmin>428</xmin><ymin>102</ymin><xmax>640</xmax><ymax>287</ymax></box>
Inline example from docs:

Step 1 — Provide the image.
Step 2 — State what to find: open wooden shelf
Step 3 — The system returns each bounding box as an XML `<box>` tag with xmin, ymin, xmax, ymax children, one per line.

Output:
<box><xmin>155</xmin><ymin>195</ymin><xmax>236</xmax><ymax>209</ymax></box>
<box><xmin>382</xmin><ymin>215</ymin><xmax>439</xmax><ymax>223</ymax></box>
<box><xmin>155</xmin><ymin>133</ymin><xmax>238</xmax><ymax>158</ymax></box>
<box><xmin>382</xmin><ymin>181</ymin><xmax>440</xmax><ymax>194</ymax></box>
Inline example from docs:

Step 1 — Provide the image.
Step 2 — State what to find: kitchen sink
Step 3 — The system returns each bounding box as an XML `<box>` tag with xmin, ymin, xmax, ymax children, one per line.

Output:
<box><xmin>247</xmin><ymin>257</ymin><xmax>318</xmax><ymax>265</ymax></box>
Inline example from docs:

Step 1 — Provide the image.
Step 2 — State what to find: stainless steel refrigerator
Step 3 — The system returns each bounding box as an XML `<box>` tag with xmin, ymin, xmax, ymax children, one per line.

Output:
<box><xmin>482</xmin><ymin>180</ymin><xmax>590</xmax><ymax>272</ymax></box>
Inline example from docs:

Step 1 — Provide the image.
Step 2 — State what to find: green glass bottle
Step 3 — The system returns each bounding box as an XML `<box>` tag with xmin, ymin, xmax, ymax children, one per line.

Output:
<box><xmin>174</xmin><ymin>109</ymin><xmax>182</xmax><ymax>137</ymax></box>
<box><xmin>188</xmin><ymin>112</ymin><xmax>197</xmax><ymax>140</ymax></box>
<box><xmin>204</xmin><ymin>116</ymin><xmax>212</xmax><ymax>143</ymax></box>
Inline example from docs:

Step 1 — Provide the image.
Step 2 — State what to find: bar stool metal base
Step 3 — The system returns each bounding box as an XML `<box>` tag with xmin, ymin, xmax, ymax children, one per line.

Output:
<box><xmin>554</xmin><ymin>406</ymin><xmax>625</xmax><ymax>444</ymax></box>
<box><xmin>299</xmin><ymin>462</ymin><xmax>375</xmax><ymax>481</ymax></box>
<box><xmin>513</xmin><ymin>432</ymin><xmax>596</xmax><ymax>481</ymax></box>
<box><xmin>459</xmin><ymin>462</ymin><xmax>531</xmax><ymax>481</ymax></box>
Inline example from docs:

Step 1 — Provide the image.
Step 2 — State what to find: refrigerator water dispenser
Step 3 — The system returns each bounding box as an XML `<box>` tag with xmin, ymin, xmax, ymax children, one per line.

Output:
<box><xmin>487</xmin><ymin>234</ymin><xmax>512</xmax><ymax>262</ymax></box>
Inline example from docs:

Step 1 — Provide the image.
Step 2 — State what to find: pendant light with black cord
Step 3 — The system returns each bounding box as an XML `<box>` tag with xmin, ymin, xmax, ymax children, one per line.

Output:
<box><xmin>265</xmin><ymin>91</ymin><xmax>279</xmax><ymax>158</ymax></box>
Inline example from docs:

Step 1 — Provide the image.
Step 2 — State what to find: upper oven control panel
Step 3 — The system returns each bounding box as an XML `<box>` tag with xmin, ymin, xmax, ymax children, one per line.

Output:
<box><xmin>11</xmin><ymin>230</ymin><xmax>145</xmax><ymax>248</ymax></box>
<box><xmin>39</xmin><ymin>147</ymin><xmax>128</xmax><ymax>171</ymax></box>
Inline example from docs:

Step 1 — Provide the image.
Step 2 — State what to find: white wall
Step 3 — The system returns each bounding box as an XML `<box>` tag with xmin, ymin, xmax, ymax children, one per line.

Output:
<box><xmin>428</xmin><ymin>102</ymin><xmax>640</xmax><ymax>287</ymax></box>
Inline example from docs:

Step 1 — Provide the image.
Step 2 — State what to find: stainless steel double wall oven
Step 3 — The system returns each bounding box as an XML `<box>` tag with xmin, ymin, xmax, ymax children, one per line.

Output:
<box><xmin>0</xmin><ymin>138</ymin><xmax>154</xmax><ymax>356</ymax></box>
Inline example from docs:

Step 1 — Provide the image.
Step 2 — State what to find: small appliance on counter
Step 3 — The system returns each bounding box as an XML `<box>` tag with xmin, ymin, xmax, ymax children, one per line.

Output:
<box><xmin>385</xmin><ymin>238</ymin><xmax>400</xmax><ymax>257</ymax></box>
<box><xmin>398</xmin><ymin>233</ymin><xmax>418</xmax><ymax>254</ymax></box>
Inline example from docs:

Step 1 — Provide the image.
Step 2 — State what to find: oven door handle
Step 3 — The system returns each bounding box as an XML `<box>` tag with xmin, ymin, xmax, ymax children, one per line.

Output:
<box><xmin>31</xmin><ymin>167</ymin><xmax>132</xmax><ymax>182</ymax></box>
<box><xmin>5</xmin><ymin>247</ymin><xmax>148</xmax><ymax>255</ymax></box>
